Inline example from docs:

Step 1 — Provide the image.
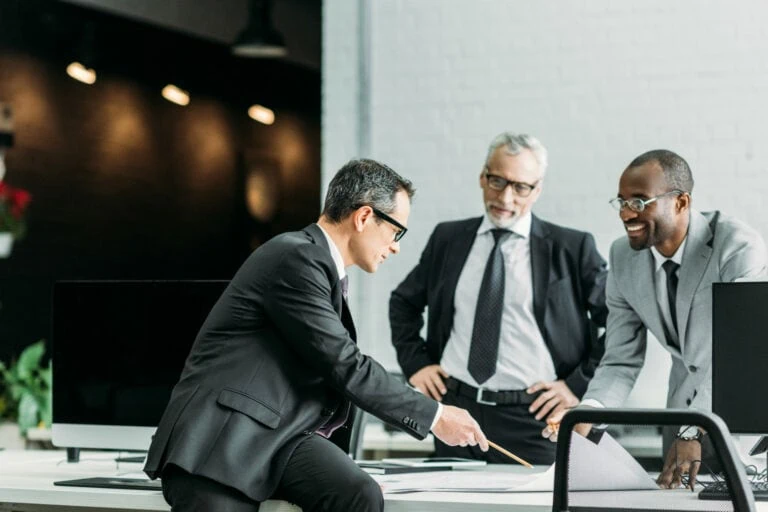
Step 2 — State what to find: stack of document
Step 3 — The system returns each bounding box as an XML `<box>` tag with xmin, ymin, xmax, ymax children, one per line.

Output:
<box><xmin>375</xmin><ymin>433</ymin><xmax>658</xmax><ymax>494</ymax></box>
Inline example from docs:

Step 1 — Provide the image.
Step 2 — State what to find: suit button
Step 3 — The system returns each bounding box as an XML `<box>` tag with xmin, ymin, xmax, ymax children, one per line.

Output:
<box><xmin>686</xmin><ymin>399</ymin><xmax>692</xmax><ymax>406</ymax></box>
<box><xmin>689</xmin><ymin>365</ymin><xmax>697</xmax><ymax>373</ymax></box>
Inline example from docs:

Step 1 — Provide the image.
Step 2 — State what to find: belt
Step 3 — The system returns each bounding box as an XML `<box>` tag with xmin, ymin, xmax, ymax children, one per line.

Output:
<box><xmin>446</xmin><ymin>377</ymin><xmax>537</xmax><ymax>406</ymax></box>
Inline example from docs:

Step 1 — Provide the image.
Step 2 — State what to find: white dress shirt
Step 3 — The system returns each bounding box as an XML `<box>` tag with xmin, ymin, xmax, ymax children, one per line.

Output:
<box><xmin>440</xmin><ymin>213</ymin><xmax>558</xmax><ymax>390</ymax></box>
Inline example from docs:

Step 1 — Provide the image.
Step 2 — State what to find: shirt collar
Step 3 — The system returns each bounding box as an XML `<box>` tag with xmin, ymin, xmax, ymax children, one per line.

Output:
<box><xmin>650</xmin><ymin>236</ymin><xmax>687</xmax><ymax>272</ymax></box>
<box><xmin>478</xmin><ymin>211</ymin><xmax>532</xmax><ymax>239</ymax></box>
<box><xmin>316</xmin><ymin>224</ymin><xmax>346</xmax><ymax>280</ymax></box>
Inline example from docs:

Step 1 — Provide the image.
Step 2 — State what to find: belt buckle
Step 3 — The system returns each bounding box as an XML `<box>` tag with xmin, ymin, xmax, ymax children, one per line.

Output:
<box><xmin>476</xmin><ymin>387</ymin><xmax>497</xmax><ymax>406</ymax></box>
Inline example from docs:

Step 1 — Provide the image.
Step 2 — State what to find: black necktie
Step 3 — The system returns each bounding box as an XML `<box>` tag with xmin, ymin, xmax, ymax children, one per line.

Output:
<box><xmin>662</xmin><ymin>260</ymin><xmax>679</xmax><ymax>336</ymax></box>
<box><xmin>468</xmin><ymin>229</ymin><xmax>512</xmax><ymax>385</ymax></box>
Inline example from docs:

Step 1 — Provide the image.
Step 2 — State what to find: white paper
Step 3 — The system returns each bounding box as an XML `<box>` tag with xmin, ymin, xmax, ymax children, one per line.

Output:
<box><xmin>376</xmin><ymin>433</ymin><xmax>658</xmax><ymax>494</ymax></box>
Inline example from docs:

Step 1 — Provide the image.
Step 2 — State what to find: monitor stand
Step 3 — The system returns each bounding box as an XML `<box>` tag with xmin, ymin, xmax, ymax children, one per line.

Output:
<box><xmin>66</xmin><ymin>447</ymin><xmax>80</xmax><ymax>463</ymax></box>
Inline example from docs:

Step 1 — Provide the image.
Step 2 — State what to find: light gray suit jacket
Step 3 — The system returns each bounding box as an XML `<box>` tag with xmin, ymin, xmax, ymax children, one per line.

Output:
<box><xmin>583</xmin><ymin>210</ymin><xmax>767</xmax><ymax>411</ymax></box>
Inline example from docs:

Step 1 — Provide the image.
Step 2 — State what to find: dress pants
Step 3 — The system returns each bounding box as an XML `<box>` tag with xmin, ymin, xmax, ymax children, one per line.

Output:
<box><xmin>434</xmin><ymin>385</ymin><xmax>557</xmax><ymax>465</ymax></box>
<box><xmin>161</xmin><ymin>434</ymin><xmax>383</xmax><ymax>512</ymax></box>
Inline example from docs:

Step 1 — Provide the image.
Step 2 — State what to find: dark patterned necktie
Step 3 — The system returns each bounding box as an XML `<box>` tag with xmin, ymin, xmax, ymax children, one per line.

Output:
<box><xmin>340</xmin><ymin>275</ymin><xmax>349</xmax><ymax>301</ymax></box>
<box><xmin>468</xmin><ymin>229</ymin><xmax>512</xmax><ymax>384</ymax></box>
<box><xmin>662</xmin><ymin>260</ymin><xmax>680</xmax><ymax>336</ymax></box>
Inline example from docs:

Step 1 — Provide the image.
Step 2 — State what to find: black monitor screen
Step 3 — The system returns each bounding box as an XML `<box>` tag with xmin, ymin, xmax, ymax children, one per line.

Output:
<box><xmin>712</xmin><ymin>281</ymin><xmax>768</xmax><ymax>434</ymax></box>
<box><xmin>52</xmin><ymin>280</ymin><xmax>228</xmax><ymax>427</ymax></box>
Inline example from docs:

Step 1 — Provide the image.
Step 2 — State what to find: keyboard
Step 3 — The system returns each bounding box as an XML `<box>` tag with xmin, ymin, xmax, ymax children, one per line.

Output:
<box><xmin>54</xmin><ymin>477</ymin><xmax>162</xmax><ymax>491</ymax></box>
<box><xmin>698</xmin><ymin>480</ymin><xmax>768</xmax><ymax>501</ymax></box>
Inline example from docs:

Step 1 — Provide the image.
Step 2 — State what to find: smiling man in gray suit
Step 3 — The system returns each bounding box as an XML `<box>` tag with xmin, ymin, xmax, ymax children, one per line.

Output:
<box><xmin>544</xmin><ymin>149</ymin><xmax>767</xmax><ymax>489</ymax></box>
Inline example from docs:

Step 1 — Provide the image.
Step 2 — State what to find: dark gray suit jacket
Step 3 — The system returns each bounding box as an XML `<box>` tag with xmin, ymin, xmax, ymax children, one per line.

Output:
<box><xmin>144</xmin><ymin>224</ymin><xmax>438</xmax><ymax>501</ymax></box>
<box><xmin>390</xmin><ymin>215</ymin><xmax>608</xmax><ymax>397</ymax></box>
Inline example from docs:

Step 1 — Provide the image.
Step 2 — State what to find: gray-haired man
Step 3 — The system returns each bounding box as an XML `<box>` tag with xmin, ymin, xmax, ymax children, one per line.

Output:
<box><xmin>390</xmin><ymin>133</ymin><xmax>608</xmax><ymax>465</ymax></box>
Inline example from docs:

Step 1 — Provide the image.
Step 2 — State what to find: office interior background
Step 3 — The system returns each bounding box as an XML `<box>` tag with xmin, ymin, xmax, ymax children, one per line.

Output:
<box><xmin>1</xmin><ymin>0</ymin><xmax>767</xmax><ymax>436</ymax></box>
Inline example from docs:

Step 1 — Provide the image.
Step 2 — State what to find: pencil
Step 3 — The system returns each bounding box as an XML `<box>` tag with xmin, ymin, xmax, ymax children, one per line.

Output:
<box><xmin>487</xmin><ymin>440</ymin><xmax>534</xmax><ymax>468</ymax></box>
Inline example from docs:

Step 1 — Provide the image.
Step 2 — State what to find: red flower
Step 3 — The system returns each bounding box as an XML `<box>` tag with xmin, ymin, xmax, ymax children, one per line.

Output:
<box><xmin>0</xmin><ymin>180</ymin><xmax>31</xmax><ymax>238</ymax></box>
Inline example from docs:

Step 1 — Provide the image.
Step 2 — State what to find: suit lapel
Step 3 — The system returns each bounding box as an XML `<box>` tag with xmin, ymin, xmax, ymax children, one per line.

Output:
<box><xmin>629</xmin><ymin>247</ymin><xmax>671</xmax><ymax>345</ymax></box>
<box><xmin>440</xmin><ymin>218</ymin><xmax>483</xmax><ymax>326</ymax></box>
<box><xmin>676</xmin><ymin>211</ymin><xmax>714</xmax><ymax>348</ymax></box>
<box><xmin>302</xmin><ymin>223</ymin><xmax>357</xmax><ymax>342</ymax></box>
<box><xmin>530</xmin><ymin>216</ymin><xmax>551</xmax><ymax>333</ymax></box>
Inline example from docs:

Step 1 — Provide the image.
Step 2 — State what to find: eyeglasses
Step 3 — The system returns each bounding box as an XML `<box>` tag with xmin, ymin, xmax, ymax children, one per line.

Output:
<box><xmin>609</xmin><ymin>190</ymin><xmax>683</xmax><ymax>213</ymax></box>
<box><xmin>484</xmin><ymin>172</ymin><xmax>539</xmax><ymax>197</ymax></box>
<box><xmin>371</xmin><ymin>207</ymin><xmax>407</xmax><ymax>242</ymax></box>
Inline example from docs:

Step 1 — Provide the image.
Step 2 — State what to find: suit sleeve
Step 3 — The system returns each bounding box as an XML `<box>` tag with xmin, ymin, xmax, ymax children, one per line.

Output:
<box><xmin>563</xmin><ymin>232</ymin><xmax>608</xmax><ymax>398</ymax></box>
<box><xmin>389</xmin><ymin>229</ymin><xmax>439</xmax><ymax>379</ymax></box>
<box><xmin>582</xmin><ymin>242</ymin><xmax>647</xmax><ymax>407</ymax></box>
<box><xmin>264</xmin><ymin>244</ymin><xmax>438</xmax><ymax>439</ymax></box>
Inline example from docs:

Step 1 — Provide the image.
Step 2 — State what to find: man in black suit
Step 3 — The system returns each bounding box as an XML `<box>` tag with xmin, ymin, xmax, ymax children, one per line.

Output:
<box><xmin>390</xmin><ymin>133</ymin><xmax>608</xmax><ymax>465</ymax></box>
<box><xmin>144</xmin><ymin>159</ymin><xmax>489</xmax><ymax>511</ymax></box>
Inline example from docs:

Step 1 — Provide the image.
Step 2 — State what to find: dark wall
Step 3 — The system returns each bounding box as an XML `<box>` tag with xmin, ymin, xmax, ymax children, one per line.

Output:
<box><xmin>0</xmin><ymin>0</ymin><xmax>321</xmax><ymax>360</ymax></box>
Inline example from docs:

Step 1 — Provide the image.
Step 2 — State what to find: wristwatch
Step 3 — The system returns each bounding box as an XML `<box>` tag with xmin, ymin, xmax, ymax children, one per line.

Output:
<box><xmin>678</xmin><ymin>426</ymin><xmax>703</xmax><ymax>442</ymax></box>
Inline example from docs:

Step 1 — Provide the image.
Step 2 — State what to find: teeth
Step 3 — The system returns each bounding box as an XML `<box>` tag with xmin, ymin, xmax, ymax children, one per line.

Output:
<box><xmin>626</xmin><ymin>225</ymin><xmax>644</xmax><ymax>232</ymax></box>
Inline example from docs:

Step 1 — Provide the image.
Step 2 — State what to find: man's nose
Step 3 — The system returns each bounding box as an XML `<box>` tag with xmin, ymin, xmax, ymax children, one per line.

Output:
<box><xmin>390</xmin><ymin>240</ymin><xmax>400</xmax><ymax>254</ymax></box>
<box><xmin>619</xmin><ymin>206</ymin><xmax>638</xmax><ymax>222</ymax></box>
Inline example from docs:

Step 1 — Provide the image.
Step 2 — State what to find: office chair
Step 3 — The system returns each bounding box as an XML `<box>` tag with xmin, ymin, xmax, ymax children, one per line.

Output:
<box><xmin>552</xmin><ymin>408</ymin><xmax>755</xmax><ymax>512</ymax></box>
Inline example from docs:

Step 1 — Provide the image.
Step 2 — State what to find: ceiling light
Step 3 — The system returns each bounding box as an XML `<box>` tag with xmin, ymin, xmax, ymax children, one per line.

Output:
<box><xmin>232</xmin><ymin>0</ymin><xmax>287</xmax><ymax>58</ymax></box>
<box><xmin>162</xmin><ymin>85</ymin><xmax>190</xmax><ymax>106</ymax></box>
<box><xmin>66</xmin><ymin>62</ymin><xmax>96</xmax><ymax>85</ymax></box>
<box><xmin>248</xmin><ymin>105</ymin><xmax>275</xmax><ymax>125</ymax></box>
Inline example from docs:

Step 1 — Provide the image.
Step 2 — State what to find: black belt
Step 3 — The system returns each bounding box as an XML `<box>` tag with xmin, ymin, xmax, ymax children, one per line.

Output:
<box><xmin>446</xmin><ymin>377</ymin><xmax>537</xmax><ymax>406</ymax></box>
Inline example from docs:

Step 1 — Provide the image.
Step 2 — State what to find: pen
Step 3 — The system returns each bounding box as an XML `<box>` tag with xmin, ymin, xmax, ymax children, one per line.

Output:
<box><xmin>487</xmin><ymin>440</ymin><xmax>534</xmax><ymax>468</ymax></box>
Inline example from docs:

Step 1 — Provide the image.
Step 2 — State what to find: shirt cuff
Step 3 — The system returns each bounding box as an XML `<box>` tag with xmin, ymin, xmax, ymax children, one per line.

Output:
<box><xmin>430</xmin><ymin>402</ymin><xmax>443</xmax><ymax>431</ymax></box>
<box><xmin>580</xmin><ymin>398</ymin><xmax>605</xmax><ymax>409</ymax></box>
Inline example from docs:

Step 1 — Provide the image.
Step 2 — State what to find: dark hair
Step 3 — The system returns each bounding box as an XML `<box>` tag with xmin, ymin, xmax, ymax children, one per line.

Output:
<box><xmin>627</xmin><ymin>149</ymin><xmax>694</xmax><ymax>193</ymax></box>
<box><xmin>321</xmin><ymin>158</ymin><xmax>415</xmax><ymax>223</ymax></box>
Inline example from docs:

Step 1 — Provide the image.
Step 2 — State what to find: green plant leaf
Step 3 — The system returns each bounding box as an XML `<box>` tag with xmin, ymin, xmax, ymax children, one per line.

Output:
<box><xmin>17</xmin><ymin>392</ymin><xmax>39</xmax><ymax>435</ymax></box>
<box><xmin>16</xmin><ymin>340</ymin><xmax>45</xmax><ymax>382</ymax></box>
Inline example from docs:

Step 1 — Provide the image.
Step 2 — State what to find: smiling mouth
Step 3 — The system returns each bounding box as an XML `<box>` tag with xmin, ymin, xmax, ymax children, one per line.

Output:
<box><xmin>625</xmin><ymin>223</ymin><xmax>646</xmax><ymax>235</ymax></box>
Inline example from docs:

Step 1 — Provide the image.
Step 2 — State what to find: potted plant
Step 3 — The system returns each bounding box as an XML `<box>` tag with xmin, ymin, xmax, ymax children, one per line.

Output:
<box><xmin>0</xmin><ymin>340</ymin><xmax>52</xmax><ymax>447</ymax></box>
<box><xmin>0</xmin><ymin>180</ymin><xmax>32</xmax><ymax>257</ymax></box>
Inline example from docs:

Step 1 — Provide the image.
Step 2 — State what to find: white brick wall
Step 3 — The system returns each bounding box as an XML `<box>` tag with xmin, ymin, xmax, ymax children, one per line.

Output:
<box><xmin>324</xmin><ymin>0</ymin><xmax>768</xmax><ymax>406</ymax></box>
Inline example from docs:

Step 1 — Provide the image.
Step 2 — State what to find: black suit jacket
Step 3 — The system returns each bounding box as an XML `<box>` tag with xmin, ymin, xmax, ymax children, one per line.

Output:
<box><xmin>144</xmin><ymin>224</ymin><xmax>438</xmax><ymax>501</ymax></box>
<box><xmin>389</xmin><ymin>216</ymin><xmax>608</xmax><ymax>397</ymax></box>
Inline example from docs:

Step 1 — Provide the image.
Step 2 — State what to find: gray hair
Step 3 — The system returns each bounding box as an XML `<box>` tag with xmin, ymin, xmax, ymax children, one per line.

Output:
<box><xmin>485</xmin><ymin>132</ymin><xmax>548</xmax><ymax>176</ymax></box>
<box><xmin>626</xmin><ymin>149</ymin><xmax>694</xmax><ymax>194</ymax></box>
<box><xmin>321</xmin><ymin>158</ymin><xmax>415</xmax><ymax>223</ymax></box>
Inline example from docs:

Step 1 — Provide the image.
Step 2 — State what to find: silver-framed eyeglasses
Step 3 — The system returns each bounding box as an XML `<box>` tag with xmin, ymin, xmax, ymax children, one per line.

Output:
<box><xmin>484</xmin><ymin>171</ymin><xmax>539</xmax><ymax>198</ymax></box>
<box><xmin>609</xmin><ymin>189</ymin><xmax>683</xmax><ymax>213</ymax></box>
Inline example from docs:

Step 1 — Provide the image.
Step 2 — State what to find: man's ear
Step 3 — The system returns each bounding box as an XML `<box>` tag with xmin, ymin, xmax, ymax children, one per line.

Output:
<box><xmin>677</xmin><ymin>192</ymin><xmax>691</xmax><ymax>213</ymax></box>
<box><xmin>352</xmin><ymin>206</ymin><xmax>373</xmax><ymax>233</ymax></box>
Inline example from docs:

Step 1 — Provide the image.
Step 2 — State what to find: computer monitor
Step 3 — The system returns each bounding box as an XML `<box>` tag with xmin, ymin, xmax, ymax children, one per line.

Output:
<box><xmin>712</xmin><ymin>281</ymin><xmax>768</xmax><ymax>435</ymax></box>
<box><xmin>52</xmin><ymin>280</ymin><xmax>229</xmax><ymax>452</ymax></box>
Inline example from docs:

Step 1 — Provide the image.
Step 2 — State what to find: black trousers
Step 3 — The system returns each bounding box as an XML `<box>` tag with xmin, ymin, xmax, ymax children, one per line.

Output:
<box><xmin>161</xmin><ymin>434</ymin><xmax>383</xmax><ymax>512</ymax></box>
<box><xmin>434</xmin><ymin>385</ymin><xmax>557</xmax><ymax>465</ymax></box>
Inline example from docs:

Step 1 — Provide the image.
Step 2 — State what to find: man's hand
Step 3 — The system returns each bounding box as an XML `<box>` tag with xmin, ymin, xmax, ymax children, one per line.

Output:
<box><xmin>432</xmin><ymin>405</ymin><xmax>489</xmax><ymax>452</ymax></box>
<box><xmin>540</xmin><ymin>407</ymin><xmax>592</xmax><ymax>442</ymax></box>
<box><xmin>409</xmin><ymin>364</ymin><xmax>448</xmax><ymax>401</ymax></box>
<box><xmin>527</xmin><ymin>379</ymin><xmax>579</xmax><ymax>421</ymax></box>
<box><xmin>657</xmin><ymin>439</ymin><xmax>702</xmax><ymax>491</ymax></box>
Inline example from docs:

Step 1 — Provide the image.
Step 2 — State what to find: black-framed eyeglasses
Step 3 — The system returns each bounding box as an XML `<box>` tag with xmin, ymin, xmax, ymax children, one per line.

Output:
<box><xmin>484</xmin><ymin>172</ymin><xmax>539</xmax><ymax>197</ymax></box>
<box><xmin>609</xmin><ymin>190</ymin><xmax>683</xmax><ymax>213</ymax></box>
<box><xmin>371</xmin><ymin>207</ymin><xmax>407</xmax><ymax>242</ymax></box>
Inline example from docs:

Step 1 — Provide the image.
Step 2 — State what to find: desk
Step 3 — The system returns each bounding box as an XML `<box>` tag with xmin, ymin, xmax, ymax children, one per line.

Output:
<box><xmin>0</xmin><ymin>450</ymin><xmax>760</xmax><ymax>512</ymax></box>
